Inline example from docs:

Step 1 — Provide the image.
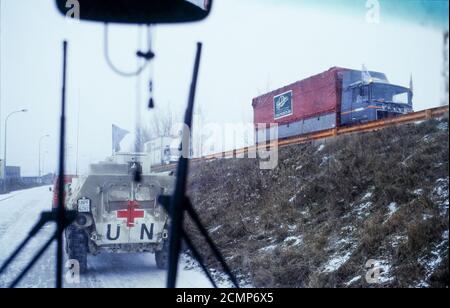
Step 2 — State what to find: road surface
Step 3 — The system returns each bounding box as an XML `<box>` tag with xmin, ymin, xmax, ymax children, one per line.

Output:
<box><xmin>0</xmin><ymin>186</ymin><xmax>214</xmax><ymax>288</ymax></box>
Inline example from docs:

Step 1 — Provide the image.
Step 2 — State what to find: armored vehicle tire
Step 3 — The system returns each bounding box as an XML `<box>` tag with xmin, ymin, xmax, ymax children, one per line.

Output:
<box><xmin>67</xmin><ymin>228</ymin><xmax>88</xmax><ymax>274</ymax></box>
<box><xmin>155</xmin><ymin>240</ymin><xmax>169</xmax><ymax>270</ymax></box>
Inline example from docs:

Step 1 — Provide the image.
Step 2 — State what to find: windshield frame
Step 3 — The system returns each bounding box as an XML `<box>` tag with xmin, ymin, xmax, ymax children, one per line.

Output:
<box><xmin>369</xmin><ymin>82</ymin><xmax>413</xmax><ymax>105</ymax></box>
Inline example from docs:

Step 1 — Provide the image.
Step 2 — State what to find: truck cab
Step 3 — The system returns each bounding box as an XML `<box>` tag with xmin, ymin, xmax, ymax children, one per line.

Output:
<box><xmin>340</xmin><ymin>70</ymin><xmax>414</xmax><ymax>126</ymax></box>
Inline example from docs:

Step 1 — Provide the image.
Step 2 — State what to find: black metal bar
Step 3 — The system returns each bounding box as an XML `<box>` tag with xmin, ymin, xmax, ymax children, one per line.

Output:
<box><xmin>185</xmin><ymin>200</ymin><xmax>240</xmax><ymax>288</ymax></box>
<box><xmin>167</xmin><ymin>42</ymin><xmax>202</xmax><ymax>288</ymax></box>
<box><xmin>9</xmin><ymin>233</ymin><xmax>57</xmax><ymax>288</ymax></box>
<box><xmin>159</xmin><ymin>196</ymin><xmax>216</xmax><ymax>287</ymax></box>
<box><xmin>56</xmin><ymin>40</ymin><xmax>68</xmax><ymax>289</ymax></box>
<box><xmin>159</xmin><ymin>195</ymin><xmax>239</xmax><ymax>288</ymax></box>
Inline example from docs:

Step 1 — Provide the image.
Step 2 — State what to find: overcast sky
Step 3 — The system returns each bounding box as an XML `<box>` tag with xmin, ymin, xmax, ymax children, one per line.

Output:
<box><xmin>0</xmin><ymin>0</ymin><xmax>448</xmax><ymax>176</ymax></box>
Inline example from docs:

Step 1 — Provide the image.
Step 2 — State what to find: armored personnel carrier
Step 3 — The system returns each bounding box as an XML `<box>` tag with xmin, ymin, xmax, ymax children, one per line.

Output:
<box><xmin>64</xmin><ymin>153</ymin><xmax>174</xmax><ymax>273</ymax></box>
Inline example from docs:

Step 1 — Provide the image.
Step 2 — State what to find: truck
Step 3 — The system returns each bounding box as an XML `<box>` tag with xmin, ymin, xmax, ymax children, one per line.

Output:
<box><xmin>252</xmin><ymin>67</ymin><xmax>414</xmax><ymax>143</ymax></box>
<box><xmin>64</xmin><ymin>153</ymin><xmax>174</xmax><ymax>273</ymax></box>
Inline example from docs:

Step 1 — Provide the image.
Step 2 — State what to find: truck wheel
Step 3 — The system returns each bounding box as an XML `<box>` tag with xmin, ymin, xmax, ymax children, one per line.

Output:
<box><xmin>67</xmin><ymin>228</ymin><xmax>88</xmax><ymax>274</ymax></box>
<box><xmin>155</xmin><ymin>240</ymin><xmax>169</xmax><ymax>270</ymax></box>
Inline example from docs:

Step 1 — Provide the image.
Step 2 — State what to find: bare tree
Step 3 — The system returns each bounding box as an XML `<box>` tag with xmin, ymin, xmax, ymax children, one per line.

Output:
<box><xmin>135</xmin><ymin>125</ymin><xmax>153</xmax><ymax>152</ymax></box>
<box><xmin>132</xmin><ymin>104</ymin><xmax>179</xmax><ymax>153</ymax></box>
<box><xmin>192</xmin><ymin>105</ymin><xmax>206</xmax><ymax>158</ymax></box>
<box><xmin>150</xmin><ymin>104</ymin><xmax>178</xmax><ymax>138</ymax></box>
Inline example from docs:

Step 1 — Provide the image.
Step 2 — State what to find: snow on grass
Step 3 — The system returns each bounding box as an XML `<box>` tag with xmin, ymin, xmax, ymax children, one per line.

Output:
<box><xmin>341</xmin><ymin>225</ymin><xmax>356</xmax><ymax>233</ymax></box>
<box><xmin>209</xmin><ymin>225</ymin><xmax>222</xmax><ymax>233</ymax></box>
<box><xmin>422</xmin><ymin>134</ymin><xmax>432</xmax><ymax>143</ymax></box>
<box><xmin>391</xmin><ymin>235</ymin><xmax>408</xmax><ymax>248</ymax></box>
<box><xmin>437</xmin><ymin>122</ymin><xmax>448</xmax><ymax>131</ymax></box>
<box><xmin>288</xmin><ymin>225</ymin><xmax>297</xmax><ymax>232</ymax></box>
<box><xmin>384</xmin><ymin>202</ymin><xmax>398</xmax><ymax>222</ymax></box>
<box><xmin>362</xmin><ymin>192</ymin><xmax>373</xmax><ymax>201</ymax></box>
<box><xmin>431</xmin><ymin>178</ymin><xmax>449</xmax><ymax>216</ymax></box>
<box><xmin>345</xmin><ymin>275</ymin><xmax>361</xmax><ymax>287</ymax></box>
<box><xmin>182</xmin><ymin>255</ymin><xmax>251</xmax><ymax>288</ymax></box>
<box><xmin>289</xmin><ymin>195</ymin><xmax>296</xmax><ymax>203</ymax></box>
<box><xmin>323</xmin><ymin>251</ymin><xmax>353</xmax><ymax>273</ymax></box>
<box><xmin>375</xmin><ymin>261</ymin><xmax>394</xmax><ymax>284</ymax></box>
<box><xmin>259</xmin><ymin>244</ymin><xmax>278</xmax><ymax>252</ymax></box>
<box><xmin>322</xmin><ymin>235</ymin><xmax>357</xmax><ymax>273</ymax></box>
<box><xmin>417</xmin><ymin>230</ymin><xmax>449</xmax><ymax>286</ymax></box>
<box><xmin>317</xmin><ymin>144</ymin><xmax>325</xmax><ymax>152</ymax></box>
<box><xmin>355</xmin><ymin>202</ymin><xmax>372</xmax><ymax>218</ymax></box>
<box><xmin>319</xmin><ymin>155</ymin><xmax>331</xmax><ymax>167</ymax></box>
<box><xmin>422</xmin><ymin>214</ymin><xmax>434</xmax><ymax>221</ymax></box>
<box><xmin>413</xmin><ymin>188</ymin><xmax>424</xmax><ymax>196</ymax></box>
<box><xmin>283</xmin><ymin>236</ymin><xmax>303</xmax><ymax>247</ymax></box>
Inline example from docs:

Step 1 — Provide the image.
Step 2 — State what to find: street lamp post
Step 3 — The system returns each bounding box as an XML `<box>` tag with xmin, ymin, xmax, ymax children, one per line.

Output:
<box><xmin>42</xmin><ymin>151</ymin><xmax>49</xmax><ymax>179</ymax></box>
<box><xmin>39</xmin><ymin>134</ymin><xmax>50</xmax><ymax>178</ymax></box>
<box><xmin>3</xmin><ymin>109</ymin><xmax>28</xmax><ymax>192</ymax></box>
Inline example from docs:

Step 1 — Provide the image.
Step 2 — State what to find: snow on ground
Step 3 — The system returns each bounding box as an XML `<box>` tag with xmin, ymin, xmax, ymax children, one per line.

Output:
<box><xmin>384</xmin><ymin>202</ymin><xmax>398</xmax><ymax>223</ymax></box>
<box><xmin>209</xmin><ymin>225</ymin><xmax>222</xmax><ymax>233</ymax></box>
<box><xmin>283</xmin><ymin>236</ymin><xmax>303</xmax><ymax>247</ymax></box>
<box><xmin>323</xmin><ymin>251</ymin><xmax>353</xmax><ymax>273</ymax></box>
<box><xmin>259</xmin><ymin>244</ymin><xmax>278</xmax><ymax>253</ymax></box>
<box><xmin>370</xmin><ymin>260</ymin><xmax>394</xmax><ymax>284</ymax></box>
<box><xmin>361</xmin><ymin>192</ymin><xmax>373</xmax><ymax>201</ymax></box>
<box><xmin>354</xmin><ymin>202</ymin><xmax>372</xmax><ymax>218</ymax></box>
<box><xmin>417</xmin><ymin>230</ymin><xmax>449</xmax><ymax>287</ymax></box>
<box><xmin>432</xmin><ymin>178</ymin><xmax>449</xmax><ymax>216</ymax></box>
<box><xmin>345</xmin><ymin>275</ymin><xmax>361</xmax><ymax>287</ymax></box>
<box><xmin>437</xmin><ymin>122</ymin><xmax>448</xmax><ymax>131</ymax></box>
<box><xmin>0</xmin><ymin>186</ymin><xmax>216</xmax><ymax>288</ymax></box>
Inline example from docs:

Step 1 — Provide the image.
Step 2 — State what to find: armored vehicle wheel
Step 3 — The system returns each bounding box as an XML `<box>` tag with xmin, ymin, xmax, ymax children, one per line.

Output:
<box><xmin>67</xmin><ymin>227</ymin><xmax>88</xmax><ymax>274</ymax></box>
<box><xmin>155</xmin><ymin>240</ymin><xmax>169</xmax><ymax>270</ymax></box>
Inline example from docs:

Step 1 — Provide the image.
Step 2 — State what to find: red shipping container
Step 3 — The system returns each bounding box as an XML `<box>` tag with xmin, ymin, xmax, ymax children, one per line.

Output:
<box><xmin>252</xmin><ymin>67</ymin><xmax>347</xmax><ymax>125</ymax></box>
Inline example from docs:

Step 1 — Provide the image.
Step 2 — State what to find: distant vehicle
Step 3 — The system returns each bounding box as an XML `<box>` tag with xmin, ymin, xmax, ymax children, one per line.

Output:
<box><xmin>253</xmin><ymin>67</ymin><xmax>414</xmax><ymax>143</ymax></box>
<box><xmin>52</xmin><ymin>175</ymin><xmax>77</xmax><ymax>211</ymax></box>
<box><xmin>145</xmin><ymin>137</ymin><xmax>182</xmax><ymax>167</ymax></box>
<box><xmin>64</xmin><ymin>153</ymin><xmax>174</xmax><ymax>273</ymax></box>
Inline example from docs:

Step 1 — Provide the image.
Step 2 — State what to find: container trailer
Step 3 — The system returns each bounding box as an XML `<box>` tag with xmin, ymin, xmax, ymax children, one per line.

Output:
<box><xmin>253</xmin><ymin>67</ymin><xmax>413</xmax><ymax>143</ymax></box>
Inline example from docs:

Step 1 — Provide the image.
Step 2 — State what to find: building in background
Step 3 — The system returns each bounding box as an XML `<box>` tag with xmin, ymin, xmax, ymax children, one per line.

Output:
<box><xmin>5</xmin><ymin>166</ymin><xmax>21</xmax><ymax>188</ymax></box>
<box><xmin>145</xmin><ymin>136</ymin><xmax>181</xmax><ymax>167</ymax></box>
<box><xmin>0</xmin><ymin>159</ymin><xmax>4</xmax><ymax>181</ymax></box>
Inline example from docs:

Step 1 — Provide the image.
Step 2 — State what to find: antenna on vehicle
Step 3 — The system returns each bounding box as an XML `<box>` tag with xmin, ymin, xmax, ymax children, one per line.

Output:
<box><xmin>362</xmin><ymin>64</ymin><xmax>372</xmax><ymax>84</ymax></box>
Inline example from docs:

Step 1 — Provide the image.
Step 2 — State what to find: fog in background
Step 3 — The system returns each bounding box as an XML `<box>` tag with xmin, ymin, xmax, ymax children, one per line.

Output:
<box><xmin>0</xmin><ymin>0</ymin><xmax>447</xmax><ymax>176</ymax></box>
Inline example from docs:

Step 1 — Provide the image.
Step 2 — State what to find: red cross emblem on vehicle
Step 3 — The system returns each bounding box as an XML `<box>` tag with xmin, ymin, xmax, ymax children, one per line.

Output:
<box><xmin>117</xmin><ymin>200</ymin><xmax>145</xmax><ymax>228</ymax></box>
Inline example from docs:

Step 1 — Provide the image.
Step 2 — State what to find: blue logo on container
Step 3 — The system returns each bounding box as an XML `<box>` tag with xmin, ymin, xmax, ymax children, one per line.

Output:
<box><xmin>274</xmin><ymin>91</ymin><xmax>293</xmax><ymax>119</ymax></box>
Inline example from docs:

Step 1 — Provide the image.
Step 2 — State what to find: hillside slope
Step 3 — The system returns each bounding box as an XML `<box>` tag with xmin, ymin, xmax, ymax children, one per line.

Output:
<box><xmin>186</xmin><ymin>116</ymin><xmax>449</xmax><ymax>288</ymax></box>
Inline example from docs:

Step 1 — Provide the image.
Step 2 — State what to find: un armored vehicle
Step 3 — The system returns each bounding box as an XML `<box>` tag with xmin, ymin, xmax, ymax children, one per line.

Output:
<box><xmin>64</xmin><ymin>153</ymin><xmax>174</xmax><ymax>273</ymax></box>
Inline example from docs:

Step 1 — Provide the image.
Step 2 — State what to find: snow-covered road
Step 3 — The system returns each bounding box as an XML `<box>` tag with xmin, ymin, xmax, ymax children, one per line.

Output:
<box><xmin>0</xmin><ymin>186</ymin><xmax>213</xmax><ymax>288</ymax></box>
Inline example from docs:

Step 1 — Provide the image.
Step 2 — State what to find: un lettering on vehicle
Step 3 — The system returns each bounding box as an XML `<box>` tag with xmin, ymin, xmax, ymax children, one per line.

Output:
<box><xmin>102</xmin><ymin>222</ymin><xmax>155</xmax><ymax>243</ymax></box>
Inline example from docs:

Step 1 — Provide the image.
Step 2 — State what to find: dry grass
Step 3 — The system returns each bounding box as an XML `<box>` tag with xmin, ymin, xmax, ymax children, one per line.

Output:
<box><xmin>185</xmin><ymin>116</ymin><xmax>449</xmax><ymax>288</ymax></box>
